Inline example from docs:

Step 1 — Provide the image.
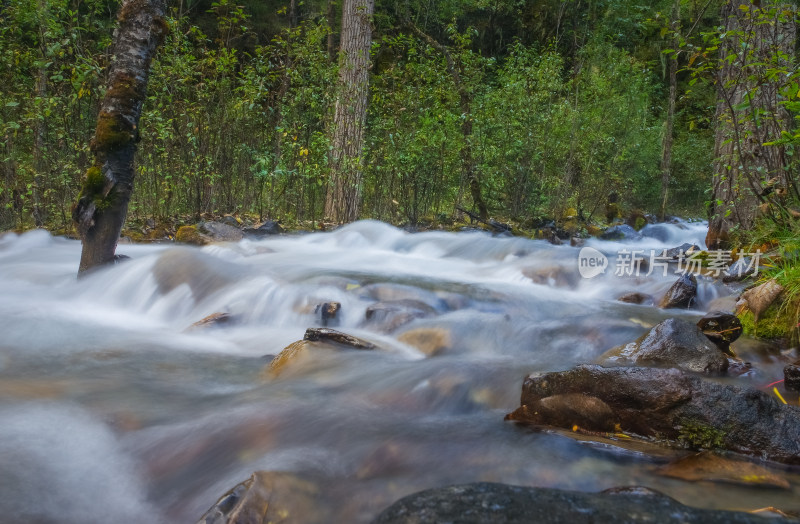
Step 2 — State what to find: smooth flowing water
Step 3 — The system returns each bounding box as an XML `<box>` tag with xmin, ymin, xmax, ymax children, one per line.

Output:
<box><xmin>0</xmin><ymin>220</ymin><xmax>797</xmax><ymax>523</ymax></box>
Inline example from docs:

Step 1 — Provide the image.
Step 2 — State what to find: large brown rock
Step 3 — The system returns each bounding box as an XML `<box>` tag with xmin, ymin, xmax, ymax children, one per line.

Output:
<box><xmin>659</xmin><ymin>273</ymin><xmax>697</xmax><ymax>309</ymax></box>
<box><xmin>599</xmin><ymin>318</ymin><xmax>728</xmax><ymax>374</ymax></box>
<box><xmin>507</xmin><ymin>365</ymin><xmax>800</xmax><ymax>464</ymax></box>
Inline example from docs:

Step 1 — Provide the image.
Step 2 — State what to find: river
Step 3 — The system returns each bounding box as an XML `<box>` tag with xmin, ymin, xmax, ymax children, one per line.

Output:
<box><xmin>0</xmin><ymin>220</ymin><xmax>797</xmax><ymax>523</ymax></box>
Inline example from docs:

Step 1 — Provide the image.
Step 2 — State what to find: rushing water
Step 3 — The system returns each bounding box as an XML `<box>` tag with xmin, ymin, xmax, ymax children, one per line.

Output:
<box><xmin>0</xmin><ymin>220</ymin><xmax>797</xmax><ymax>523</ymax></box>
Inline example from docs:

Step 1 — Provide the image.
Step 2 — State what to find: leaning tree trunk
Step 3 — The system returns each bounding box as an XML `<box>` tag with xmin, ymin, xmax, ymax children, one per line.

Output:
<box><xmin>324</xmin><ymin>0</ymin><xmax>374</xmax><ymax>224</ymax></box>
<box><xmin>706</xmin><ymin>0</ymin><xmax>796</xmax><ymax>249</ymax></box>
<box><xmin>72</xmin><ymin>0</ymin><xmax>167</xmax><ymax>273</ymax></box>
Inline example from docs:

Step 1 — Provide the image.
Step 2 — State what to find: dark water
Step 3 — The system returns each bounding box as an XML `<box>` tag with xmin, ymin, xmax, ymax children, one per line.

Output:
<box><xmin>0</xmin><ymin>220</ymin><xmax>797</xmax><ymax>523</ymax></box>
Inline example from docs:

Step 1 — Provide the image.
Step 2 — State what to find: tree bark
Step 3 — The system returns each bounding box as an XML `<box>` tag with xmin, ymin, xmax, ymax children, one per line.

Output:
<box><xmin>324</xmin><ymin>0</ymin><xmax>374</xmax><ymax>223</ymax></box>
<box><xmin>706</xmin><ymin>0</ymin><xmax>796</xmax><ymax>249</ymax></box>
<box><xmin>659</xmin><ymin>0</ymin><xmax>680</xmax><ymax>222</ymax></box>
<box><xmin>72</xmin><ymin>0</ymin><xmax>167</xmax><ymax>273</ymax></box>
<box><xmin>32</xmin><ymin>0</ymin><xmax>49</xmax><ymax>227</ymax></box>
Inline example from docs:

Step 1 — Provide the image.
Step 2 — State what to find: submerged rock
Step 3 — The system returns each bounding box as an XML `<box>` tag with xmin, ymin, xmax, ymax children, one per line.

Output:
<box><xmin>507</xmin><ymin>365</ymin><xmax>800</xmax><ymax>464</ymax></box>
<box><xmin>397</xmin><ymin>327</ymin><xmax>452</xmax><ymax>356</ymax></box>
<box><xmin>364</xmin><ymin>299</ymin><xmax>437</xmax><ymax>332</ymax></box>
<box><xmin>371</xmin><ymin>482</ymin><xmax>779</xmax><ymax>524</ymax></box>
<box><xmin>659</xmin><ymin>273</ymin><xmax>697</xmax><ymax>309</ymax></box>
<box><xmin>599</xmin><ymin>318</ymin><xmax>728</xmax><ymax>374</ymax></box>
<box><xmin>655</xmin><ymin>451</ymin><xmax>790</xmax><ymax>489</ymax></box>
<box><xmin>616</xmin><ymin>292</ymin><xmax>653</xmax><ymax>305</ymax></box>
<box><xmin>315</xmin><ymin>301</ymin><xmax>341</xmax><ymax>327</ymax></box>
<box><xmin>185</xmin><ymin>312</ymin><xmax>234</xmax><ymax>331</ymax></box>
<box><xmin>601</xmin><ymin>224</ymin><xmax>642</xmax><ymax>241</ymax></box>
<box><xmin>696</xmin><ymin>311</ymin><xmax>742</xmax><ymax>356</ymax></box>
<box><xmin>198</xmin><ymin>471</ymin><xmax>327</xmax><ymax>524</ymax></box>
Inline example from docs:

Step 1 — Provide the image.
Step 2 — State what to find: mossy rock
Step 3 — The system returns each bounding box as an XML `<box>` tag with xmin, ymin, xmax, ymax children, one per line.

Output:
<box><xmin>175</xmin><ymin>225</ymin><xmax>209</xmax><ymax>245</ymax></box>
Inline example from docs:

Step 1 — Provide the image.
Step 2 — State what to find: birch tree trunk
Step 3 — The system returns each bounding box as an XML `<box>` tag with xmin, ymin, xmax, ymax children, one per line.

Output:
<box><xmin>324</xmin><ymin>0</ymin><xmax>374</xmax><ymax>224</ymax></box>
<box><xmin>72</xmin><ymin>0</ymin><xmax>167</xmax><ymax>273</ymax></box>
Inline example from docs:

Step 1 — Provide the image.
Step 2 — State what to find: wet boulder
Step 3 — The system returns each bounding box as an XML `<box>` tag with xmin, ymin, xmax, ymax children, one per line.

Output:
<box><xmin>371</xmin><ymin>482</ymin><xmax>778</xmax><ymax>524</ymax></box>
<box><xmin>507</xmin><ymin>365</ymin><xmax>800</xmax><ymax>464</ymax></box>
<box><xmin>243</xmin><ymin>220</ymin><xmax>284</xmax><ymax>237</ymax></box>
<box><xmin>175</xmin><ymin>225</ymin><xmax>211</xmax><ymax>245</ymax></box>
<box><xmin>665</xmin><ymin>243</ymin><xmax>700</xmax><ymax>259</ymax></box>
<box><xmin>198</xmin><ymin>221</ymin><xmax>244</xmax><ymax>242</ymax></box>
<box><xmin>364</xmin><ymin>299</ymin><xmax>438</xmax><ymax>332</ymax></box>
<box><xmin>599</xmin><ymin>318</ymin><xmax>728</xmax><ymax>374</ymax></box>
<box><xmin>505</xmin><ymin>393</ymin><xmax>615</xmax><ymax>432</ymax></box>
<box><xmin>785</xmin><ymin>362</ymin><xmax>800</xmax><ymax>392</ymax></box>
<box><xmin>315</xmin><ymin>301</ymin><xmax>341</xmax><ymax>327</ymax></box>
<box><xmin>601</xmin><ymin>224</ymin><xmax>642</xmax><ymax>241</ymax></box>
<box><xmin>303</xmin><ymin>327</ymin><xmax>376</xmax><ymax>350</ymax></box>
<box><xmin>696</xmin><ymin>311</ymin><xmax>741</xmax><ymax>356</ymax></box>
<box><xmin>659</xmin><ymin>273</ymin><xmax>697</xmax><ymax>309</ymax></box>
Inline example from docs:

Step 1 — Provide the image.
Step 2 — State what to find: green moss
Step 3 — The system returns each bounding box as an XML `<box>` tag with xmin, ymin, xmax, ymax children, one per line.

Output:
<box><xmin>739</xmin><ymin>303</ymin><xmax>795</xmax><ymax>340</ymax></box>
<box><xmin>93</xmin><ymin>111</ymin><xmax>133</xmax><ymax>152</ymax></box>
<box><xmin>677</xmin><ymin>419</ymin><xmax>726</xmax><ymax>450</ymax></box>
<box><xmin>175</xmin><ymin>225</ymin><xmax>208</xmax><ymax>245</ymax></box>
<box><xmin>82</xmin><ymin>166</ymin><xmax>105</xmax><ymax>195</ymax></box>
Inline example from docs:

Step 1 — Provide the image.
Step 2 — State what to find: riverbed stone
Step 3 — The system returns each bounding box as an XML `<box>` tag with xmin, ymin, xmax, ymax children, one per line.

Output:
<box><xmin>696</xmin><ymin>311</ymin><xmax>741</xmax><ymax>356</ymax></box>
<box><xmin>364</xmin><ymin>299</ymin><xmax>438</xmax><ymax>332</ymax></box>
<box><xmin>655</xmin><ymin>451</ymin><xmax>790</xmax><ymax>489</ymax></box>
<box><xmin>243</xmin><ymin>220</ymin><xmax>284</xmax><ymax>237</ymax></box>
<box><xmin>659</xmin><ymin>273</ymin><xmax>697</xmax><ymax>309</ymax></box>
<box><xmin>599</xmin><ymin>318</ymin><xmax>728</xmax><ymax>374</ymax></box>
<box><xmin>507</xmin><ymin>365</ymin><xmax>800</xmax><ymax>464</ymax></box>
<box><xmin>785</xmin><ymin>363</ymin><xmax>800</xmax><ymax>392</ymax></box>
<box><xmin>198</xmin><ymin>221</ymin><xmax>244</xmax><ymax>242</ymax></box>
<box><xmin>601</xmin><ymin>224</ymin><xmax>642</xmax><ymax>241</ymax></box>
<box><xmin>198</xmin><ymin>471</ymin><xmax>327</xmax><ymax>524</ymax></box>
<box><xmin>616</xmin><ymin>292</ymin><xmax>653</xmax><ymax>305</ymax></box>
<box><xmin>371</xmin><ymin>482</ymin><xmax>781</xmax><ymax>524</ymax></box>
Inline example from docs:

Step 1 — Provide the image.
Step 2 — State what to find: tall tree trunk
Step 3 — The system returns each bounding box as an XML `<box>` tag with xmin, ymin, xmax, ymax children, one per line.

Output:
<box><xmin>32</xmin><ymin>0</ymin><xmax>48</xmax><ymax>227</ymax></box>
<box><xmin>659</xmin><ymin>0</ymin><xmax>680</xmax><ymax>222</ymax></box>
<box><xmin>324</xmin><ymin>0</ymin><xmax>374</xmax><ymax>223</ymax></box>
<box><xmin>72</xmin><ymin>0</ymin><xmax>167</xmax><ymax>273</ymax></box>
<box><xmin>327</xmin><ymin>0</ymin><xmax>336</xmax><ymax>59</ymax></box>
<box><xmin>706</xmin><ymin>0</ymin><xmax>796</xmax><ymax>249</ymax></box>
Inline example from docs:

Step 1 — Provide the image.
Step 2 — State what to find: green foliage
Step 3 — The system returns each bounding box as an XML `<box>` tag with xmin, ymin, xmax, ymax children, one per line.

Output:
<box><xmin>0</xmin><ymin>0</ymin><xmax>725</xmax><ymax>231</ymax></box>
